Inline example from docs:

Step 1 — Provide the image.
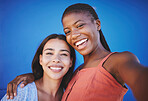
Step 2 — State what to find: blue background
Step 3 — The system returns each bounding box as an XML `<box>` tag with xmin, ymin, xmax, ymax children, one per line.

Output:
<box><xmin>0</xmin><ymin>0</ymin><xmax>148</xmax><ymax>100</ymax></box>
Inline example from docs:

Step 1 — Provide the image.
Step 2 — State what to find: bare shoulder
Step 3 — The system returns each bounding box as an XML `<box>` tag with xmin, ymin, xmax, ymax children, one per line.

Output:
<box><xmin>103</xmin><ymin>51</ymin><xmax>145</xmax><ymax>86</ymax></box>
<box><xmin>107</xmin><ymin>51</ymin><xmax>141</xmax><ymax>76</ymax></box>
<box><xmin>112</xmin><ymin>51</ymin><xmax>140</xmax><ymax>65</ymax></box>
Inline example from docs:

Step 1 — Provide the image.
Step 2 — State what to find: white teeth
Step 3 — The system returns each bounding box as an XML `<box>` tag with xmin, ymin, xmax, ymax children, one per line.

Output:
<box><xmin>75</xmin><ymin>39</ymin><xmax>87</xmax><ymax>46</ymax></box>
<box><xmin>50</xmin><ymin>67</ymin><xmax>62</xmax><ymax>70</ymax></box>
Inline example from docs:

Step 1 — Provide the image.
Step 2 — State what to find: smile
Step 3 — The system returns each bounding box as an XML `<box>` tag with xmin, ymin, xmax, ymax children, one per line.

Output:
<box><xmin>74</xmin><ymin>38</ymin><xmax>88</xmax><ymax>49</ymax></box>
<box><xmin>50</xmin><ymin>67</ymin><xmax>62</xmax><ymax>70</ymax></box>
<box><xmin>48</xmin><ymin>66</ymin><xmax>63</xmax><ymax>72</ymax></box>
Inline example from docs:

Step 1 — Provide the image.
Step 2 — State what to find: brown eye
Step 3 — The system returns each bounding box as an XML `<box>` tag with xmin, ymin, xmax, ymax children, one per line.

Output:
<box><xmin>77</xmin><ymin>24</ymin><xmax>85</xmax><ymax>28</ymax></box>
<box><xmin>46</xmin><ymin>52</ymin><xmax>53</xmax><ymax>55</ymax></box>
<box><xmin>61</xmin><ymin>53</ymin><xmax>68</xmax><ymax>56</ymax></box>
<box><xmin>65</xmin><ymin>30</ymin><xmax>71</xmax><ymax>35</ymax></box>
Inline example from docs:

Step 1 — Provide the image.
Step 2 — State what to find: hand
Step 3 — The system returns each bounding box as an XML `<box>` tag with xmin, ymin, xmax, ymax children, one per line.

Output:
<box><xmin>6</xmin><ymin>73</ymin><xmax>34</xmax><ymax>99</ymax></box>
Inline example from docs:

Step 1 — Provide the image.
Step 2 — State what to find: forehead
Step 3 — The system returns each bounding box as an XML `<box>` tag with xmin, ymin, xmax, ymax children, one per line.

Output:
<box><xmin>62</xmin><ymin>12</ymin><xmax>92</xmax><ymax>26</ymax></box>
<box><xmin>43</xmin><ymin>39</ymin><xmax>70</xmax><ymax>51</ymax></box>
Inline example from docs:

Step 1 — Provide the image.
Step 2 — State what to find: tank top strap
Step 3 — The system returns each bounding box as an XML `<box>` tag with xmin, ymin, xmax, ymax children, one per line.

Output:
<box><xmin>98</xmin><ymin>52</ymin><xmax>117</xmax><ymax>67</ymax></box>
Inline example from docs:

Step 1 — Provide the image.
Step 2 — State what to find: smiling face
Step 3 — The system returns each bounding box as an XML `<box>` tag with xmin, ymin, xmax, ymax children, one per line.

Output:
<box><xmin>62</xmin><ymin>12</ymin><xmax>101</xmax><ymax>56</ymax></box>
<box><xmin>39</xmin><ymin>39</ymin><xmax>72</xmax><ymax>80</ymax></box>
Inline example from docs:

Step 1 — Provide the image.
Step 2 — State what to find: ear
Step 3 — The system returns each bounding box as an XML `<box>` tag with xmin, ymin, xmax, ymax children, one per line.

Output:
<box><xmin>39</xmin><ymin>54</ymin><xmax>43</xmax><ymax>66</ymax></box>
<box><xmin>96</xmin><ymin>19</ymin><xmax>101</xmax><ymax>31</ymax></box>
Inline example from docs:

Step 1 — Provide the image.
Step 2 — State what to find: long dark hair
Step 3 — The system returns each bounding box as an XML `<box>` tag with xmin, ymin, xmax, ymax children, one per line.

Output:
<box><xmin>32</xmin><ymin>34</ymin><xmax>76</xmax><ymax>89</ymax></box>
<box><xmin>62</xmin><ymin>3</ymin><xmax>111</xmax><ymax>52</ymax></box>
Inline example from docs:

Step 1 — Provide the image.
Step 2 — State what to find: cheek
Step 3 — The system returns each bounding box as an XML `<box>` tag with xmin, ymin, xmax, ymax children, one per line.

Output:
<box><xmin>42</xmin><ymin>56</ymin><xmax>51</xmax><ymax>64</ymax></box>
<box><xmin>62</xmin><ymin>58</ymin><xmax>71</xmax><ymax>66</ymax></box>
<box><xmin>66</xmin><ymin>36</ymin><xmax>71</xmax><ymax>45</ymax></box>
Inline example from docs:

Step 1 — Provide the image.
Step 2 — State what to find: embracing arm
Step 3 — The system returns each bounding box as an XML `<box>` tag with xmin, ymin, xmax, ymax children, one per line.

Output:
<box><xmin>6</xmin><ymin>73</ymin><xmax>35</xmax><ymax>99</ymax></box>
<box><xmin>116</xmin><ymin>51</ymin><xmax>148</xmax><ymax>101</ymax></box>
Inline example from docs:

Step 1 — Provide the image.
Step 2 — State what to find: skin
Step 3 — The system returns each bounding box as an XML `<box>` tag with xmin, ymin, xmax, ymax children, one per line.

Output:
<box><xmin>62</xmin><ymin>12</ymin><xmax>148</xmax><ymax>101</ymax></box>
<box><xmin>35</xmin><ymin>39</ymin><xmax>72</xmax><ymax>101</ymax></box>
<box><xmin>39</xmin><ymin>39</ymin><xmax>72</xmax><ymax>81</ymax></box>
<box><xmin>6</xmin><ymin>12</ymin><xmax>148</xmax><ymax>101</ymax></box>
<box><xmin>36</xmin><ymin>39</ymin><xmax>72</xmax><ymax>101</ymax></box>
<box><xmin>6</xmin><ymin>39</ymin><xmax>72</xmax><ymax>101</ymax></box>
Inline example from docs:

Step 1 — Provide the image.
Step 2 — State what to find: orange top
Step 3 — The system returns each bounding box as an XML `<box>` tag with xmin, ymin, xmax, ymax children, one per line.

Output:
<box><xmin>62</xmin><ymin>52</ymin><xmax>128</xmax><ymax>101</ymax></box>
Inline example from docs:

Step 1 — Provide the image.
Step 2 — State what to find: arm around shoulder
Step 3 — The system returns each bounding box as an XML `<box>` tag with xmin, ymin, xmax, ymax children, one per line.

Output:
<box><xmin>2</xmin><ymin>84</ymin><xmax>28</xmax><ymax>101</ymax></box>
<box><xmin>6</xmin><ymin>73</ymin><xmax>35</xmax><ymax>99</ymax></box>
<box><xmin>115</xmin><ymin>51</ymin><xmax>148</xmax><ymax>101</ymax></box>
<box><xmin>2</xmin><ymin>82</ymin><xmax>37</xmax><ymax>101</ymax></box>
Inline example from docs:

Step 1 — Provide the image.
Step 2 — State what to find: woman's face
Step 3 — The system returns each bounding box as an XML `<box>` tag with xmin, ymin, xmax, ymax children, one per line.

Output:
<box><xmin>62</xmin><ymin>12</ymin><xmax>100</xmax><ymax>55</ymax></box>
<box><xmin>39</xmin><ymin>39</ymin><xmax>72</xmax><ymax>80</ymax></box>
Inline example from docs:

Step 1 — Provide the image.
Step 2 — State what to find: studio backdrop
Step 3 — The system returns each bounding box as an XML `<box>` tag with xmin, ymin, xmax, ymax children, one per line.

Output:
<box><xmin>0</xmin><ymin>0</ymin><xmax>148</xmax><ymax>100</ymax></box>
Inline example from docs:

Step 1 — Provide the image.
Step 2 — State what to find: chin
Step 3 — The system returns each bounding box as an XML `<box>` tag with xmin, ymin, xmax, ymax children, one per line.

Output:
<box><xmin>79</xmin><ymin>50</ymin><xmax>92</xmax><ymax>56</ymax></box>
<box><xmin>49</xmin><ymin>74</ymin><xmax>64</xmax><ymax>80</ymax></box>
<box><xmin>52</xmin><ymin>77</ymin><xmax>63</xmax><ymax>80</ymax></box>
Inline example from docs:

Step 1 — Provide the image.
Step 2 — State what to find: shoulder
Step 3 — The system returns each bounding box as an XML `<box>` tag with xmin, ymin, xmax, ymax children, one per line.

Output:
<box><xmin>1</xmin><ymin>82</ymin><xmax>37</xmax><ymax>101</ymax></box>
<box><xmin>112</xmin><ymin>51</ymin><xmax>140</xmax><ymax>65</ymax></box>
<box><xmin>17</xmin><ymin>82</ymin><xmax>36</xmax><ymax>92</ymax></box>
<box><xmin>110</xmin><ymin>51</ymin><xmax>143</xmax><ymax>77</ymax></box>
<box><xmin>104</xmin><ymin>51</ymin><xmax>139</xmax><ymax>70</ymax></box>
<box><xmin>104</xmin><ymin>51</ymin><xmax>140</xmax><ymax>76</ymax></box>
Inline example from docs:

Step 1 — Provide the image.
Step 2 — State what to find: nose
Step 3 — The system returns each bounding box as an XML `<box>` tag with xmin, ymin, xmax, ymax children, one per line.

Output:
<box><xmin>71</xmin><ymin>29</ymin><xmax>81</xmax><ymax>40</ymax></box>
<box><xmin>52</xmin><ymin>55</ymin><xmax>60</xmax><ymax>63</ymax></box>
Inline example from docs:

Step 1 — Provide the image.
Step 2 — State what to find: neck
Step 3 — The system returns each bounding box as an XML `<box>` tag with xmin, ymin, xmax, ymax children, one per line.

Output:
<box><xmin>35</xmin><ymin>74</ymin><xmax>63</xmax><ymax>97</ymax></box>
<box><xmin>83</xmin><ymin>41</ymin><xmax>110</xmax><ymax>65</ymax></box>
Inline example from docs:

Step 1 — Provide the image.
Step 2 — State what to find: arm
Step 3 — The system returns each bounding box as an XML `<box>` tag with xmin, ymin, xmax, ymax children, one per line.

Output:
<box><xmin>2</xmin><ymin>82</ymin><xmax>37</xmax><ymax>101</ymax></box>
<box><xmin>6</xmin><ymin>73</ymin><xmax>35</xmax><ymax>99</ymax></box>
<box><xmin>116</xmin><ymin>51</ymin><xmax>148</xmax><ymax>101</ymax></box>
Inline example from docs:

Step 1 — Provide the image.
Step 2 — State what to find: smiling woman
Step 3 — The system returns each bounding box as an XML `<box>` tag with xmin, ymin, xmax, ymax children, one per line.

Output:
<box><xmin>39</xmin><ymin>39</ymin><xmax>72</xmax><ymax>80</ymax></box>
<box><xmin>1</xmin><ymin>34</ymin><xmax>76</xmax><ymax>101</ymax></box>
<box><xmin>3</xmin><ymin>2</ymin><xmax>148</xmax><ymax>101</ymax></box>
<box><xmin>60</xmin><ymin>3</ymin><xmax>148</xmax><ymax>101</ymax></box>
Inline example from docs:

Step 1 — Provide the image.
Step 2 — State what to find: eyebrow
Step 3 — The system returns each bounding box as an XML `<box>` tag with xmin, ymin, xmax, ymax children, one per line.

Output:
<box><xmin>74</xmin><ymin>20</ymin><xmax>83</xmax><ymax>25</ymax></box>
<box><xmin>44</xmin><ymin>48</ymin><xmax>70</xmax><ymax>53</ymax></box>
<box><xmin>64</xmin><ymin>20</ymin><xmax>84</xmax><ymax>30</ymax></box>
<box><xmin>60</xmin><ymin>49</ymin><xmax>70</xmax><ymax>53</ymax></box>
<box><xmin>44</xmin><ymin>48</ymin><xmax>54</xmax><ymax>51</ymax></box>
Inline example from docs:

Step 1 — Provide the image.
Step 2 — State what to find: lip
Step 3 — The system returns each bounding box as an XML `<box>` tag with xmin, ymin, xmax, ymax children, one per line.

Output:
<box><xmin>73</xmin><ymin>38</ymin><xmax>88</xmax><ymax>50</ymax></box>
<box><xmin>74</xmin><ymin>38</ymin><xmax>88</xmax><ymax>46</ymax></box>
<box><xmin>48</xmin><ymin>65</ymin><xmax>63</xmax><ymax>73</ymax></box>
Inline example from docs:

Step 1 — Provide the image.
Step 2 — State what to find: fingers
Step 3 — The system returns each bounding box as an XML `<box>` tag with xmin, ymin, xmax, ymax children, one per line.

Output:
<box><xmin>6</xmin><ymin>73</ymin><xmax>35</xmax><ymax>99</ymax></box>
<box><xmin>12</xmin><ymin>82</ymin><xmax>17</xmax><ymax>97</ymax></box>
<box><xmin>20</xmin><ymin>73</ymin><xmax>35</xmax><ymax>87</ymax></box>
<box><xmin>6</xmin><ymin>76</ymin><xmax>23</xmax><ymax>99</ymax></box>
<box><xmin>20</xmin><ymin>80</ymin><xmax>28</xmax><ymax>88</ymax></box>
<box><xmin>20</xmin><ymin>83</ymin><xmax>25</xmax><ymax>88</ymax></box>
<box><xmin>7</xmin><ymin>82</ymin><xmax>14</xmax><ymax>99</ymax></box>
<box><xmin>7</xmin><ymin>83</ymin><xmax>11</xmax><ymax>99</ymax></box>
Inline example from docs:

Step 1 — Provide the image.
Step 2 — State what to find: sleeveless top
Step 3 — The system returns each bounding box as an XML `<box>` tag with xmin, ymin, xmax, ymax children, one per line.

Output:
<box><xmin>62</xmin><ymin>52</ymin><xmax>128</xmax><ymax>101</ymax></box>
